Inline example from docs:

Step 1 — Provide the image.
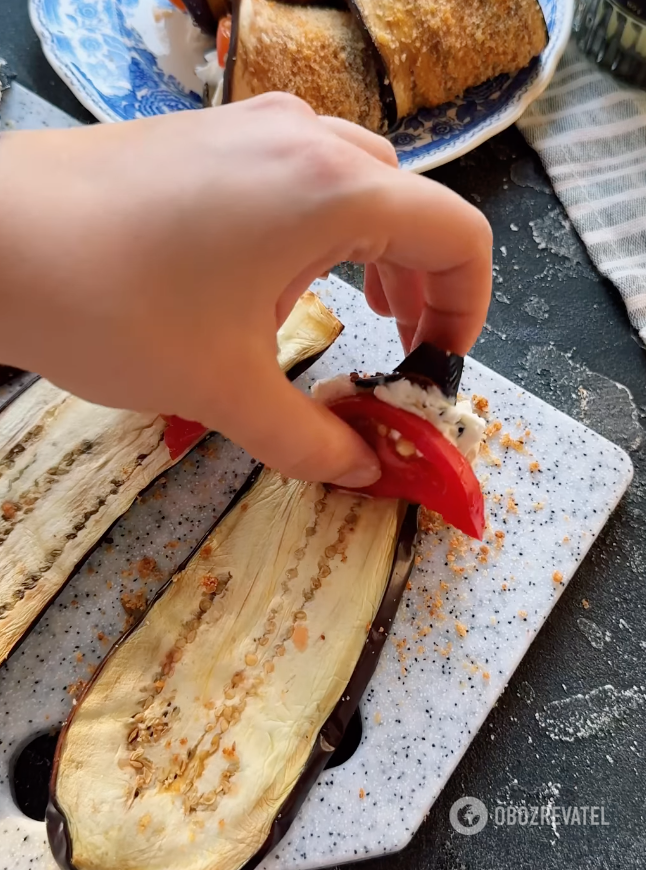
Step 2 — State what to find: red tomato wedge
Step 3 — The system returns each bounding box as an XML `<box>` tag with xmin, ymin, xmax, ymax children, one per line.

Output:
<box><xmin>168</xmin><ymin>0</ymin><xmax>187</xmax><ymax>10</ymax></box>
<box><xmin>329</xmin><ymin>395</ymin><xmax>485</xmax><ymax>539</ymax></box>
<box><xmin>217</xmin><ymin>15</ymin><xmax>232</xmax><ymax>68</ymax></box>
<box><xmin>161</xmin><ymin>415</ymin><xmax>208</xmax><ymax>461</ymax></box>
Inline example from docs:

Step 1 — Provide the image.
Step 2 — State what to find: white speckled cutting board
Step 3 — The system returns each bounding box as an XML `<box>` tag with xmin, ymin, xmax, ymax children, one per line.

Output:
<box><xmin>0</xmin><ymin>88</ymin><xmax>634</xmax><ymax>870</ymax></box>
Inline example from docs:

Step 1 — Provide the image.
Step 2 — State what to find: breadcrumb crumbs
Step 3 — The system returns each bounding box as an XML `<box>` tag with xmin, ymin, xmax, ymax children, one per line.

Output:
<box><xmin>582</xmin><ymin>599</ymin><xmax>590</xmax><ymax>609</ymax></box>
<box><xmin>533</xmin><ymin>502</ymin><xmax>545</xmax><ymax>511</ymax></box>
<box><xmin>472</xmin><ymin>394</ymin><xmax>490</xmax><ymax>417</ymax></box>
<box><xmin>455</xmin><ymin>621</ymin><xmax>468</xmax><ymax>638</ymax></box>
<box><xmin>359</xmin><ymin>788</ymin><xmax>366</xmax><ymax>799</ymax></box>
<box><xmin>553</xmin><ymin>571</ymin><xmax>564</xmax><ymax>584</ymax></box>
<box><xmin>374</xmin><ymin>712</ymin><xmax>382</xmax><ymax>725</ymax></box>
<box><xmin>486</xmin><ymin>420</ymin><xmax>502</xmax><ymax>437</ymax></box>
<box><xmin>518</xmin><ymin>610</ymin><xmax>528</xmax><ymax>619</ymax></box>
<box><xmin>529</xmin><ymin>461</ymin><xmax>540</xmax><ymax>473</ymax></box>
<box><xmin>507</xmin><ymin>496</ymin><xmax>518</xmax><ymax>514</ymax></box>
<box><xmin>483</xmin><ymin>671</ymin><xmax>490</xmax><ymax>680</ymax></box>
<box><xmin>501</xmin><ymin>433</ymin><xmax>525</xmax><ymax>452</ymax></box>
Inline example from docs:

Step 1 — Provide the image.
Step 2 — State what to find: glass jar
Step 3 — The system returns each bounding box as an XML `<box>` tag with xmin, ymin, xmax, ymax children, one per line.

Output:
<box><xmin>573</xmin><ymin>0</ymin><xmax>646</xmax><ymax>87</ymax></box>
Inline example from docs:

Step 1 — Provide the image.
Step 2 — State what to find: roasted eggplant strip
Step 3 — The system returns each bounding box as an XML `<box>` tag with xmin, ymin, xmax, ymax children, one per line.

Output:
<box><xmin>48</xmin><ymin>467</ymin><xmax>416</xmax><ymax>870</ymax></box>
<box><xmin>0</xmin><ymin>291</ymin><xmax>342</xmax><ymax>665</ymax></box>
<box><xmin>223</xmin><ymin>0</ymin><xmax>387</xmax><ymax>132</ymax></box>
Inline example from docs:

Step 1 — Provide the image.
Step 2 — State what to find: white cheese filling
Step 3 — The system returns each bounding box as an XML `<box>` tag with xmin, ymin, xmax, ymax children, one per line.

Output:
<box><xmin>196</xmin><ymin>49</ymin><xmax>224</xmax><ymax>107</ymax></box>
<box><xmin>311</xmin><ymin>374</ymin><xmax>486</xmax><ymax>464</ymax></box>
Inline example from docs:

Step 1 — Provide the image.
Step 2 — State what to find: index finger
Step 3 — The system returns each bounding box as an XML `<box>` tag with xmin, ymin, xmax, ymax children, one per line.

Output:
<box><xmin>348</xmin><ymin>170</ymin><xmax>493</xmax><ymax>355</ymax></box>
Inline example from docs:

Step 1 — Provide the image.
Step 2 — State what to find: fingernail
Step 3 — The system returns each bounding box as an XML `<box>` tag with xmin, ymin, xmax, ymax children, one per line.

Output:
<box><xmin>332</xmin><ymin>464</ymin><xmax>381</xmax><ymax>489</ymax></box>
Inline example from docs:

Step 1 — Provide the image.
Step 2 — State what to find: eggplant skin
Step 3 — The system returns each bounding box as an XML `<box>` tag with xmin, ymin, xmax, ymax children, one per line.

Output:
<box><xmin>48</xmin><ymin>466</ymin><xmax>416</xmax><ymax>870</ymax></box>
<box><xmin>0</xmin><ymin>290</ymin><xmax>342</xmax><ymax>667</ymax></box>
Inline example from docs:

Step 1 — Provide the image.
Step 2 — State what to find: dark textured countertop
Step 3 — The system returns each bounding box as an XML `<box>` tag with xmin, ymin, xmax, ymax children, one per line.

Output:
<box><xmin>2</xmin><ymin>3</ymin><xmax>645</xmax><ymax>868</ymax></box>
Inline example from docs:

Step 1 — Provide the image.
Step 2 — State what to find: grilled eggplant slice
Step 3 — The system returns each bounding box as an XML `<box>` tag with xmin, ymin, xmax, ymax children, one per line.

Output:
<box><xmin>48</xmin><ymin>468</ymin><xmax>416</xmax><ymax>870</ymax></box>
<box><xmin>0</xmin><ymin>291</ymin><xmax>342</xmax><ymax>665</ymax></box>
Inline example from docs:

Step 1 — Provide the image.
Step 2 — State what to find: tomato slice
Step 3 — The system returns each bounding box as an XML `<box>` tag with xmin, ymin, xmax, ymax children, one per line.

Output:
<box><xmin>161</xmin><ymin>415</ymin><xmax>208</xmax><ymax>461</ymax></box>
<box><xmin>217</xmin><ymin>15</ymin><xmax>232</xmax><ymax>68</ymax></box>
<box><xmin>168</xmin><ymin>0</ymin><xmax>187</xmax><ymax>10</ymax></box>
<box><xmin>329</xmin><ymin>395</ymin><xmax>485</xmax><ymax>539</ymax></box>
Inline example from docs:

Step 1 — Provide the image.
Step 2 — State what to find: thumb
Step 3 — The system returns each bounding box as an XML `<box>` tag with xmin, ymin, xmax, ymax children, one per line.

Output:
<box><xmin>217</xmin><ymin>368</ymin><xmax>381</xmax><ymax>487</ymax></box>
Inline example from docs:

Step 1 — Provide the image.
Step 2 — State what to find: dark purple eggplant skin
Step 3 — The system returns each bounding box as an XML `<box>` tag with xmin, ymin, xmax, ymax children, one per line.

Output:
<box><xmin>354</xmin><ymin>342</ymin><xmax>464</xmax><ymax>400</ymax></box>
<box><xmin>182</xmin><ymin>0</ymin><xmax>220</xmax><ymax>35</ymax></box>
<box><xmin>1</xmin><ymin>339</ymin><xmax>337</xmax><ymax>670</ymax></box>
<box><xmin>221</xmin><ymin>0</ymin><xmax>239</xmax><ymax>106</ymax></box>
<box><xmin>0</xmin><ymin>369</ymin><xmax>40</xmax><ymax>414</ymax></box>
<box><xmin>46</xmin><ymin>474</ymin><xmax>417</xmax><ymax>870</ymax></box>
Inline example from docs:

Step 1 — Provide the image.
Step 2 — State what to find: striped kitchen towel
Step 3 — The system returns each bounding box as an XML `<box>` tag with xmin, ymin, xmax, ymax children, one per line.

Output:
<box><xmin>517</xmin><ymin>39</ymin><xmax>646</xmax><ymax>343</ymax></box>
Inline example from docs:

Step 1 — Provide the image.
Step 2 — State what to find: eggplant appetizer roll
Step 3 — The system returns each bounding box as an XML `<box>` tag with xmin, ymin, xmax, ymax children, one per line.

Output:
<box><xmin>351</xmin><ymin>0</ymin><xmax>548</xmax><ymax>119</ymax></box>
<box><xmin>48</xmin><ymin>467</ymin><xmax>417</xmax><ymax>870</ymax></box>
<box><xmin>0</xmin><ymin>291</ymin><xmax>341</xmax><ymax>665</ymax></box>
<box><xmin>193</xmin><ymin>0</ymin><xmax>546</xmax><ymax>131</ymax></box>
<box><xmin>209</xmin><ymin>0</ymin><xmax>387</xmax><ymax>132</ymax></box>
<box><xmin>313</xmin><ymin>344</ymin><xmax>487</xmax><ymax>539</ymax></box>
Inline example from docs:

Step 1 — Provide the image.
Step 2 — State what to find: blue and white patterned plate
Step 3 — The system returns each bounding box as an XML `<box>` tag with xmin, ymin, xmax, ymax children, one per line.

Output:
<box><xmin>29</xmin><ymin>0</ymin><xmax>573</xmax><ymax>172</ymax></box>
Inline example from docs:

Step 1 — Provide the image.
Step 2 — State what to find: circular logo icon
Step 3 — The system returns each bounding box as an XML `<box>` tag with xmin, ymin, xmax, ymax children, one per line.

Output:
<box><xmin>449</xmin><ymin>797</ymin><xmax>489</xmax><ymax>836</ymax></box>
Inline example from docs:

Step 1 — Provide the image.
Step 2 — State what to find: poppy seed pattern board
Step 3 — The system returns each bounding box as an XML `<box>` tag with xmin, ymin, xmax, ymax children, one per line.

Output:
<box><xmin>0</xmin><ymin>273</ymin><xmax>632</xmax><ymax>870</ymax></box>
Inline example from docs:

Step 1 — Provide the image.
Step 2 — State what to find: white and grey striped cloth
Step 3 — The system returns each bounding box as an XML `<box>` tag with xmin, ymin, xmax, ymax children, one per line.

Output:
<box><xmin>517</xmin><ymin>39</ymin><xmax>646</xmax><ymax>343</ymax></box>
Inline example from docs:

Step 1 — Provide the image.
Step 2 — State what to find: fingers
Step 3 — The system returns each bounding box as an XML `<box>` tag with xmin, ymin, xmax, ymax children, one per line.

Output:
<box><xmin>342</xmin><ymin>169</ymin><xmax>493</xmax><ymax>355</ymax></box>
<box><xmin>319</xmin><ymin>116</ymin><xmax>399</xmax><ymax>169</ymax></box>
<box><xmin>216</xmin><ymin>364</ymin><xmax>381</xmax><ymax>487</ymax></box>
<box><xmin>363</xmin><ymin>262</ymin><xmax>392</xmax><ymax>317</ymax></box>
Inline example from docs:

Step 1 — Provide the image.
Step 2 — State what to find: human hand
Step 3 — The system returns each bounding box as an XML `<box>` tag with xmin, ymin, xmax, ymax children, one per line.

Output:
<box><xmin>0</xmin><ymin>94</ymin><xmax>492</xmax><ymax>486</ymax></box>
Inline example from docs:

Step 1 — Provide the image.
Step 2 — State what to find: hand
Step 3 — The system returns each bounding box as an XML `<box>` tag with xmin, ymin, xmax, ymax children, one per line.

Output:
<box><xmin>0</xmin><ymin>94</ymin><xmax>492</xmax><ymax>486</ymax></box>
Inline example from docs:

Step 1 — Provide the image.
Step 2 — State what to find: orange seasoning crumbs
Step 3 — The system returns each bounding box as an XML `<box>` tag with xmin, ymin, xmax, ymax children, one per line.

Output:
<box><xmin>455</xmin><ymin>621</ymin><xmax>468</xmax><ymax>638</ymax></box>
<box><xmin>201</xmin><ymin>575</ymin><xmax>219</xmax><ymax>593</ymax></box>
<box><xmin>518</xmin><ymin>610</ymin><xmax>528</xmax><ymax>619</ymax></box>
<box><xmin>582</xmin><ymin>599</ymin><xmax>590</xmax><ymax>609</ymax></box>
<box><xmin>472</xmin><ymin>394</ymin><xmax>490</xmax><ymax>417</ymax></box>
<box><xmin>1</xmin><ymin>501</ymin><xmax>17</xmax><ymax>520</ymax></box>
<box><xmin>507</xmin><ymin>496</ymin><xmax>518</xmax><ymax>514</ymax></box>
<box><xmin>494</xmin><ymin>530</ymin><xmax>505</xmax><ymax>549</ymax></box>
<box><xmin>529</xmin><ymin>461</ymin><xmax>540</xmax><ymax>473</ymax></box>
<box><xmin>67</xmin><ymin>678</ymin><xmax>87</xmax><ymax>699</ymax></box>
<box><xmin>486</xmin><ymin>420</ymin><xmax>502</xmax><ymax>438</ymax></box>
<box><xmin>482</xmin><ymin>671</ymin><xmax>490</xmax><ymax>680</ymax></box>
<box><xmin>136</xmin><ymin>557</ymin><xmax>160</xmax><ymax>581</ymax></box>
<box><xmin>501</xmin><ymin>433</ymin><xmax>525</xmax><ymax>452</ymax></box>
<box><xmin>374</xmin><ymin>712</ymin><xmax>382</xmax><ymax>725</ymax></box>
<box><xmin>359</xmin><ymin>788</ymin><xmax>366</xmax><ymax>800</ymax></box>
<box><xmin>553</xmin><ymin>571</ymin><xmax>564</xmax><ymax>585</ymax></box>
